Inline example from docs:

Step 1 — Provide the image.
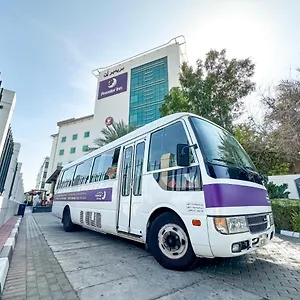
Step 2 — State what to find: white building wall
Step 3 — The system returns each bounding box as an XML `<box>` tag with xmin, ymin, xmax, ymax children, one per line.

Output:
<box><xmin>48</xmin><ymin>134</ymin><xmax>58</xmax><ymax>175</ymax></box>
<box><xmin>51</xmin><ymin>116</ymin><xmax>94</xmax><ymax>172</ymax></box>
<box><xmin>0</xmin><ymin>143</ymin><xmax>21</xmax><ymax>227</ymax></box>
<box><xmin>92</xmin><ymin>42</ymin><xmax>182</xmax><ymax>141</ymax></box>
<box><xmin>268</xmin><ymin>174</ymin><xmax>300</xmax><ymax>199</ymax></box>
<box><xmin>10</xmin><ymin>162</ymin><xmax>22</xmax><ymax>201</ymax></box>
<box><xmin>0</xmin><ymin>89</ymin><xmax>16</xmax><ymax>156</ymax></box>
<box><xmin>35</xmin><ymin>157</ymin><xmax>50</xmax><ymax>190</ymax></box>
<box><xmin>2</xmin><ymin>143</ymin><xmax>20</xmax><ymax>199</ymax></box>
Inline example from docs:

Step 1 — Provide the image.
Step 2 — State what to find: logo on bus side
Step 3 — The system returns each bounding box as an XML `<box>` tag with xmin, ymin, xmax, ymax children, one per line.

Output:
<box><xmin>95</xmin><ymin>190</ymin><xmax>107</xmax><ymax>201</ymax></box>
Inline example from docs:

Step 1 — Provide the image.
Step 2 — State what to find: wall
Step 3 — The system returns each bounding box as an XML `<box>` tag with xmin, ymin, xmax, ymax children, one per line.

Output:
<box><xmin>268</xmin><ymin>174</ymin><xmax>300</xmax><ymax>199</ymax></box>
<box><xmin>48</xmin><ymin>134</ymin><xmax>58</xmax><ymax>176</ymax></box>
<box><xmin>0</xmin><ymin>127</ymin><xmax>14</xmax><ymax>193</ymax></box>
<box><xmin>0</xmin><ymin>143</ymin><xmax>22</xmax><ymax>227</ymax></box>
<box><xmin>92</xmin><ymin>42</ymin><xmax>182</xmax><ymax>140</ymax></box>
<box><xmin>0</xmin><ymin>89</ymin><xmax>16</xmax><ymax>157</ymax></box>
<box><xmin>51</xmin><ymin>116</ymin><xmax>94</xmax><ymax>173</ymax></box>
<box><xmin>35</xmin><ymin>157</ymin><xmax>50</xmax><ymax>190</ymax></box>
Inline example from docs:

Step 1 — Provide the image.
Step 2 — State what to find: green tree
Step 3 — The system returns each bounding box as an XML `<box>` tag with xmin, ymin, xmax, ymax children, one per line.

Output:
<box><xmin>262</xmin><ymin>69</ymin><xmax>300</xmax><ymax>172</ymax></box>
<box><xmin>94</xmin><ymin>120</ymin><xmax>136</xmax><ymax>147</ymax></box>
<box><xmin>233</xmin><ymin>122</ymin><xmax>290</xmax><ymax>175</ymax></box>
<box><xmin>160</xmin><ymin>49</ymin><xmax>255</xmax><ymax>131</ymax></box>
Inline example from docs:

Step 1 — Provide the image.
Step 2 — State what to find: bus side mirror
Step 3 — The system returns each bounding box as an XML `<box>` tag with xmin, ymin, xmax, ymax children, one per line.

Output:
<box><xmin>177</xmin><ymin>144</ymin><xmax>190</xmax><ymax>167</ymax></box>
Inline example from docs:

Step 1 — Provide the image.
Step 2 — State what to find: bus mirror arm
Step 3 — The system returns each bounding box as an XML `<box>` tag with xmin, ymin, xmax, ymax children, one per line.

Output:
<box><xmin>179</xmin><ymin>143</ymin><xmax>198</xmax><ymax>156</ymax></box>
<box><xmin>177</xmin><ymin>143</ymin><xmax>198</xmax><ymax>167</ymax></box>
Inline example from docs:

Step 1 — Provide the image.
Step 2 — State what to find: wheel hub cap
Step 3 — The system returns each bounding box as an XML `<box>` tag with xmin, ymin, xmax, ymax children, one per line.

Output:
<box><xmin>158</xmin><ymin>223</ymin><xmax>188</xmax><ymax>260</ymax></box>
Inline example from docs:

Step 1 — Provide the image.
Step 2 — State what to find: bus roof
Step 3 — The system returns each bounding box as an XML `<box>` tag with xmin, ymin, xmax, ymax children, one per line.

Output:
<box><xmin>61</xmin><ymin>112</ymin><xmax>199</xmax><ymax>170</ymax></box>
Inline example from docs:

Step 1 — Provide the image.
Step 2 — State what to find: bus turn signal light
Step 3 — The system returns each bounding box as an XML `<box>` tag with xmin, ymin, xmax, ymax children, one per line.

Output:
<box><xmin>192</xmin><ymin>219</ymin><xmax>201</xmax><ymax>226</ymax></box>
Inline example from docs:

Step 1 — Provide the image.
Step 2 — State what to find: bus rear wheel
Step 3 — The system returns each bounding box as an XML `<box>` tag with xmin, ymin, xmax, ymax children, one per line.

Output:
<box><xmin>148</xmin><ymin>212</ymin><xmax>197</xmax><ymax>271</ymax></box>
<box><xmin>63</xmin><ymin>207</ymin><xmax>76</xmax><ymax>232</ymax></box>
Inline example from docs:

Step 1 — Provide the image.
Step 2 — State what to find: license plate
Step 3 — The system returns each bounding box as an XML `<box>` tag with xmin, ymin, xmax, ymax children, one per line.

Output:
<box><xmin>259</xmin><ymin>234</ymin><xmax>267</xmax><ymax>246</ymax></box>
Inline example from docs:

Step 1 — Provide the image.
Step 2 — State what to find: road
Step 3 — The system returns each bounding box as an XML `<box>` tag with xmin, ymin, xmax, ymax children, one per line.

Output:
<box><xmin>3</xmin><ymin>212</ymin><xmax>300</xmax><ymax>299</ymax></box>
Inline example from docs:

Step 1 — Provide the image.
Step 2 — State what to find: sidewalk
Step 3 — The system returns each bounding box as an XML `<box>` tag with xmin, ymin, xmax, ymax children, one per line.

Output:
<box><xmin>0</xmin><ymin>216</ymin><xmax>19</xmax><ymax>252</ymax></box>
<box><xmin>2</xmin><ymin>213</ymin><xmax>79</xmax><ymax>300</ymax></box>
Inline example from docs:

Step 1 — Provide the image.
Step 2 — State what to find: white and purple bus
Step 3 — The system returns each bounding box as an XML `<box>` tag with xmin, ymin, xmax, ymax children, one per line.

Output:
<box><xmin>52</xmin><ymin>112</ymin><xmax>274</xmax><ymax>270</ymax></box>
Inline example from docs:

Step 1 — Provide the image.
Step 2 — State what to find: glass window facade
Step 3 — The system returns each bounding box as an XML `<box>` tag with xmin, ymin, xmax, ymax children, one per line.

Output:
<box><xmin>129</xmin><ymin>57</ymin><xmax>169</xmax><ymax>127</ymax></box>
<box><xmin>0</xmin><ymin>127</ymin><xmax>14</xmax><ymax>193</ymax></box>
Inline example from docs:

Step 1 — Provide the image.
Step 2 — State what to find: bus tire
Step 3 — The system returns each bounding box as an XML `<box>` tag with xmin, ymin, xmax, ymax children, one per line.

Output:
<box><xmin>148</xmin><ymin>212</ymin><xmax>197</xmax><ymax>271</ymax></box>
<box><xmin>63</xmin><ymin>207</ymin><xmax>76</xmax><ymax>232</ymax></box>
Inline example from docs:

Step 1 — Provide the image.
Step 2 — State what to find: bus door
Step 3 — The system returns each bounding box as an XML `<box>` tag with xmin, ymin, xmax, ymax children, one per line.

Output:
<box><xmin>117</xmin><ymin>139</ymin><xmax>145</xmax><ymax>235</ymax></box>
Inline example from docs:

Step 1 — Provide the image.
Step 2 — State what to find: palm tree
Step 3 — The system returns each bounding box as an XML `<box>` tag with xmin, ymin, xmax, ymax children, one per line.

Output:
<box><xmin>94</xmin><ymin>120</ymin><xmax>136</xmax><ymax>147</ymax></box>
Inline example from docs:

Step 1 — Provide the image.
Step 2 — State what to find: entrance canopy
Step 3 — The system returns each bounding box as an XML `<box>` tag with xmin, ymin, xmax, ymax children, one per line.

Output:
<box><xmin>46</xmin><ymin>166</ymin><xmax>62</xmax><ymax>184</ymax></box>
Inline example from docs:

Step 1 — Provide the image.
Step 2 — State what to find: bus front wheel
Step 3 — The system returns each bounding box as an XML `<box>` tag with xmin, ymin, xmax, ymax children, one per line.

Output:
<box><xmin>149</xmin><ymin>212</ymin><xmax>197</xmax><ymax>271</ymax></box>
<box><xmin>63</xmin><ymin>207</ymin><xmax>76</xmax><ymax>232</ymax></box>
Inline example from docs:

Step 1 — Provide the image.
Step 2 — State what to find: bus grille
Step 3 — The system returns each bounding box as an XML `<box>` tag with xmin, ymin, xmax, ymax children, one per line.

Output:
<box><xmin>85</xmin><ymin>211</ymin><xmax>101</xmax><ymax>228</ymax></box>
<box><xmin>247</xmin><ymin>214</ymin><xmax>268</xmax><ymax>234</ymax></box>
<box><xmin>85</xmin><ymin>212</ymin><xmax>91</xmax><ymax>226</ymax></box>
<box><xmin>80</xmin><ymin>211</ymin><xmax>84</xmax><ymax>224</ymax></box>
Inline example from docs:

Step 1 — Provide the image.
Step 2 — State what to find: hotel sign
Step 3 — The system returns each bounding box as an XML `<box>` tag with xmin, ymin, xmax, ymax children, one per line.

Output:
<box><xmin>98</xmin><ymin>72</ymin><xmax>128</xmax><ymax>99</ymax></box>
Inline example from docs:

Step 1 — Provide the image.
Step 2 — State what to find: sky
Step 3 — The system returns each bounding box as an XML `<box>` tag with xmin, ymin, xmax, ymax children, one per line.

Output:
<box><xmin>1</xmin><ymin>0</ymin><xmax>300</xmax><ymax>191</ymax></box>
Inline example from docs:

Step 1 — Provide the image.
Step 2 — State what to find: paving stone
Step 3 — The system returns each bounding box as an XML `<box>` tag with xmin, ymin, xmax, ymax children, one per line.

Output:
<box><xmin>2</xmin><ymin>213</ymin><xmax>79</xmax><ymax>300</ymax></box>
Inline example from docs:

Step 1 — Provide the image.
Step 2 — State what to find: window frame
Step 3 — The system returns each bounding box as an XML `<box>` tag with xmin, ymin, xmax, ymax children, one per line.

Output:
<box><xmin>72</xmin><ymin>158</ymin><xmax>93</xmax><ymax>186</ymax></box>
<box><xmin>58</xmin><ymin>165</ymin><xmax>76</xmax><ymax>188</ymax></box>
<box><xmin>59</xmin><ymin>149</ymin><xmax>64</xmax><ymax>156</ymax></box>
<box><xmin>61</xmin><ymin>136</ymin><xmax>67</xmax><ymax>143</ymax></box>
<box><xmin>146</xmin><ymin>120</ymin><xmax>196</xmax><ymax>173</ymax></box>
<box><xmin>89</xmin><ymin>147</ymin><xmax>121</xmax><ymax>183</ymax></box>
<box><xmin>72</xmin><ymin>134</ymin><xmax>78</xmax><ymax>140</ymax></box>
<box><xmin>82</xmin><ymin>145</ymin><xmax>89</xmax><ymax>152</ymax></box>
<box><xmin>133</xmin><ymin>141</ymin><xmax>145</xmax><ymax>196</ymax></box>
<box><xmin>70</xmin><ymin>147</ymin><xmax>76</xmax><ymax>154</ymax></box>
<box><xmin>84</xmin><ymin>131</ymin><xmax>90</xmax><ymax>138</ymax></box>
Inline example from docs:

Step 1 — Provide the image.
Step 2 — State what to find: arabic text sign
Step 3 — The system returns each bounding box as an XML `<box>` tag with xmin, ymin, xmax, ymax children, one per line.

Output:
<box><xmin>98</xmin><ymin>73</ymin><xmax>128</xmax><ymax>99</ymax></box>
<box><xmin>104</xmin><ymin>67</ymin><xmax>124</xmax><ymax>77</ymax></box>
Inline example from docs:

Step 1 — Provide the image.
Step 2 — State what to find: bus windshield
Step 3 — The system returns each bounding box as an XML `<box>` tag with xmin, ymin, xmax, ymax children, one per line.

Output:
<box><xmin>190</xmin><ymin>117</ymin><xmax>257</xmax><ymax>172</ymax></box>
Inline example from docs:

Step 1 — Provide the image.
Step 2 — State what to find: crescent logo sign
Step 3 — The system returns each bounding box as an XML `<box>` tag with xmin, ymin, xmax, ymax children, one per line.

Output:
<box><xmin>105</xmin><ymin>117</ymin><xmax>113</xmax><ymax>126</ymax></box>
<box><xmin>108</xmin><ymin>78</ymin><xmax>117</xmax><ymax>88</ymax></box>
<box><xmin>98</xmin><ymin>73</ymin><xmax>128</xmax><ymax>99</ymax></box>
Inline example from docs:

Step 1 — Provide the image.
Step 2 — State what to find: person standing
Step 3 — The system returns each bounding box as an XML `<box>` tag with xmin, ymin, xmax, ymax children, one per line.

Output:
<box><xmin>33</xmin><ymin>193</ymin><xmax>40</xmax><ymax>207</ymax></box>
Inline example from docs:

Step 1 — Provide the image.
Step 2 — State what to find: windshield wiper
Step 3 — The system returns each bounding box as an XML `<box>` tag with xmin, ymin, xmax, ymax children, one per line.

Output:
<box><xmin>210</xmin><ymin>158</ymin><xmax>237</xmax><ymax>165</ymax></box>
<box><xmin>241</xmin><ymin>165</ymin><xmax>257</xmax><ymax>172</ymax></box>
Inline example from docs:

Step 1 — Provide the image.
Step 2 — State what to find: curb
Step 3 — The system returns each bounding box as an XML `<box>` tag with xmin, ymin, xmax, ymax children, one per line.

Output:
<box><xmin>0</xmin><ymin>217</ymin><xmax>22</xmax><ymax>294</ymax></box>
<box><xmin>279</xmin><ymin>229</ymin><xmax>300</xmax><ymax>238</ymax></box>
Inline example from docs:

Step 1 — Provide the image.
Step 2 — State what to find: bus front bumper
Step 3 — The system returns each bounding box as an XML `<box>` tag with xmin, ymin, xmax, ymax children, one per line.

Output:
<box><xmin>207</xmin><ymin>218</ymin><xmax>275</xmax><ymax>258</ymax></box>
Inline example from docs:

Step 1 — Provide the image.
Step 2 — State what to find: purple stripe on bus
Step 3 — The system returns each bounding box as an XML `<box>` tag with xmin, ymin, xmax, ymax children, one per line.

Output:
<box><xmin>54</xmin><ymin>188</ymin><xmax>113</xmax><ymax>202</ymax></box>
<box><xmin>203</xmin><ymin>184</ymin><xmax>270</xmax><ymax>208</ymax></box>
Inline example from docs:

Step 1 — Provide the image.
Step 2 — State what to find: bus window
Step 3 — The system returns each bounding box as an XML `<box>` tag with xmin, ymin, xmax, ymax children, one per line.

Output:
<box><xmin>73</xmin><ymin>158</ymin><xmax>93</xmax><ymax>186</ymax></box>
<box><xmin>147</xmin><ymin>121</ymin><xmax>192</xmax><ymax>171</ymax></box>
<box><xmin>60</xmin><ymin>166</ymin><xmax>76</xmax><ymax>188</ymax></box>
<box><xmin>90</xmin><ymin>148</ymin><xmax>120</xmax><ymax>182</ymax></box>
<box><xmin>133</xmin><ymin>142</ymin><xmax>145</xmax><ymax>196</ymax></box>
<box><xmin>122</xmin><ymin>146</ymin><xmax>133</xmax><ymax>196</ymax></box>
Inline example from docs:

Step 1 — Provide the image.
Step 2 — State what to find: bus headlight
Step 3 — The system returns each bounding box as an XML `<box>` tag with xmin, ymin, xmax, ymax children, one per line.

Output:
<box><xmin>214</xmin><ymin>216</ymin><xmax>249</xmax><ymax>234</ymax></box>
